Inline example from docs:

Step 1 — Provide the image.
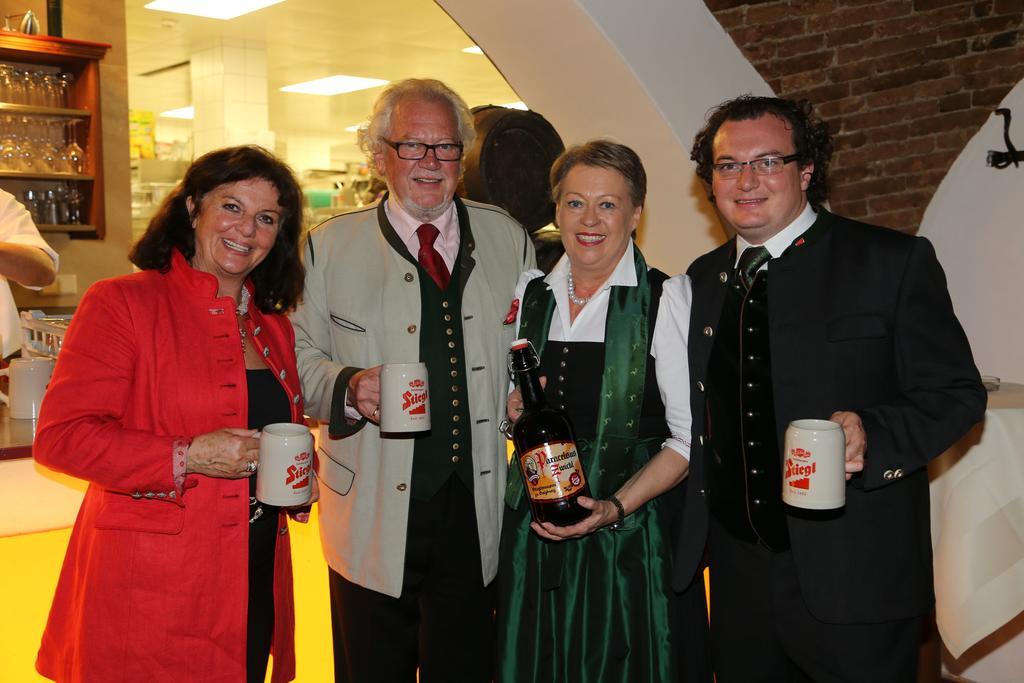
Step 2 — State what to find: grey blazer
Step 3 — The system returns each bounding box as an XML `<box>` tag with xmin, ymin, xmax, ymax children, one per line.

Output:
<box><xmin>292</xmin><ymin>196</ymin><xmax>536</xmax><ymax>597</ymax></box>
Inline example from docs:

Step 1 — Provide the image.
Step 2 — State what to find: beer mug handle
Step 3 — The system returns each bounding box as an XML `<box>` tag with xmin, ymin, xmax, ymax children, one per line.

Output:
<box><xmin>0</xmin><ymin>367</ymin><xmax>9</xmax><ymax>406</ymax></box>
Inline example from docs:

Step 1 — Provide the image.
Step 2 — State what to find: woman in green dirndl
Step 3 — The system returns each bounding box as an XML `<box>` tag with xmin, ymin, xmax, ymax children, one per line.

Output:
<box><xmin>497</xmin><ymin>140</ymin><xmax>711</xmax><ymax>682</ymax></box>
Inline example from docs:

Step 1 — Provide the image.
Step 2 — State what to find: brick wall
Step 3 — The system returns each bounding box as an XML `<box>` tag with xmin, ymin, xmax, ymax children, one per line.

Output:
<box><xmin>705</xmin><ymin>0</ymin><xmax>1024</xmax><ymax>232</ymax></box>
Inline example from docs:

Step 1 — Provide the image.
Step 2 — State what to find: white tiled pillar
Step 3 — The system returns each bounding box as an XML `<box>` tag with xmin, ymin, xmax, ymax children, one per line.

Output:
<box><xmin>190</xmin><ymin>38</ymin><xmax>274</xmax><ymax>156</ymax></box>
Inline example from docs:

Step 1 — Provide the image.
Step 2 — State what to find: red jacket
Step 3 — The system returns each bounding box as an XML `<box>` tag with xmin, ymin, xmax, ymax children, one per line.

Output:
<box><xmin>34</xmin><ymin>250</ymin><xmax>303</xmax><ymax>682</ymax></box>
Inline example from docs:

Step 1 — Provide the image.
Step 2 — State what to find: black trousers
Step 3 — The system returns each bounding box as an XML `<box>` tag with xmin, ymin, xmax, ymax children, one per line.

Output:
<box><xmin>708</xmin><ymin>517</ymin><xmax>922</xmax><ymax>683</ymax></box>
<box><xmin>329</xmin><ymin>476</ymin><xmax>495</xmax><ymax>683</ymax></box>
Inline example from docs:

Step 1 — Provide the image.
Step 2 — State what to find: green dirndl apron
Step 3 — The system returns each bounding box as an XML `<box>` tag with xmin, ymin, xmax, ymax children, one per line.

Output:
<box><xmin>496</xmin><ymin>248</ymin><xmax>684</xmax><ymax>683</ymax></box>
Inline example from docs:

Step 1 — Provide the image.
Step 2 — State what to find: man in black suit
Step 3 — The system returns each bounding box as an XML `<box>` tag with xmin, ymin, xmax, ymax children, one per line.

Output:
<box><xmin>673</xmin><ymin>95</ymin><xmax>986</xmax><ymax>682</ymax></box>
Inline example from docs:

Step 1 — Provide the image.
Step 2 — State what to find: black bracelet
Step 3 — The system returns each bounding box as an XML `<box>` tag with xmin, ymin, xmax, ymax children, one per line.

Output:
<box><xmin>607</xmin><ymin>494</ymin><xmax>626</xmax><ymax>530</ymax></box>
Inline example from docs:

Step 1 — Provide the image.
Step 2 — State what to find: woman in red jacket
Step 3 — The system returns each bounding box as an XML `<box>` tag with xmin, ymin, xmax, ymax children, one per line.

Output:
<box><xmin>34</xmin><ymin>145</ymin><xmax>310</xmax><ymax>683</ymax></box>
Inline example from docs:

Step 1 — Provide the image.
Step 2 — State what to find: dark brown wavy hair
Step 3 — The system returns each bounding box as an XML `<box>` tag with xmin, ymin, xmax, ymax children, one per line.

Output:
<box><xmin>129</xmin><ymin>145</ymin><xmax>305</xmax><ymax>313</ymax></box>
<box><xmin>691</xmin><ymin>95</ymin><xmax>833</xmax><ymax>208</ymax></box>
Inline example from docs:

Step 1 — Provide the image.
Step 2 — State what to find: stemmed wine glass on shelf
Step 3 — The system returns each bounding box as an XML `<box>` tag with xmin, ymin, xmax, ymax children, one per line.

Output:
<box><xmin>64</xmin><ymin>119</ymin><xmax>84</xmax><ymax>174</ymax></box>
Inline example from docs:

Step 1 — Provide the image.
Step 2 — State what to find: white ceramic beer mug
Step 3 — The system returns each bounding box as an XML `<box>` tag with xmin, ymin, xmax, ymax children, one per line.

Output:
<box><xmin>379</xmin><ymin>362</ymin><xmax>430</xmax><ymax>432</ymax></box>
<box><xmin>782</xmin><ymin>419</ymin><xmax>846</xmax><ymax>510</ymax></box>
<box><xmin>255</xmin><ymin>423</ymin><xmax>314</xmax><ymax>506</ymax></box>
<box><xmin>0</xmin><ymin>357</ymin><xmax>54</xmax><ymax>419</ymax></box>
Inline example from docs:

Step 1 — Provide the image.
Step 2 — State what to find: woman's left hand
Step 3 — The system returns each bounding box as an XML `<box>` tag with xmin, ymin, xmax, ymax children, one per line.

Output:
<box><xmin>529</xmin><ymin>496</ymin><xmax>620</xmax><ymax>541</ymax></box>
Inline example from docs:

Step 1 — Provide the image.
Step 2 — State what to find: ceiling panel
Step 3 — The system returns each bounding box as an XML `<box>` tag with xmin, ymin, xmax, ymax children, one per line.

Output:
<box><xmin>125</xmin><ymin>0</ymin><xmax>520</xmax><ymax>140</ymax></box>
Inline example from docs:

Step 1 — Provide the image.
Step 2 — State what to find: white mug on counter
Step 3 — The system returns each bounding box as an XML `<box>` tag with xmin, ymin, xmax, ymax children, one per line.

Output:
<box><xmin>0</xmin><ymin>357</ymin><xmax>54</xmax><ymax>420</ymax></box>
<box><xmin>782</xmin><ymin>419</ymin><xmax>846</xmax><ymax>510</ymax></box>
<box><xmin>255</xmin><ymin>423</ymin><xmax>314</xmax><ymax>506</ymax></box>
<box><xmin>379</xmin><ymin>362</ymin><xmax>431</xmax><ymax>433</ymax></box>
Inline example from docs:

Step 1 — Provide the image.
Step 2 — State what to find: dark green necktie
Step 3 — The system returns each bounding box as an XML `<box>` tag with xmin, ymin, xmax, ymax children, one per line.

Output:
<box><xmin>736</xmin><ymin>245</ymin><xmax>771</xmax><ymax>290</ymax></box>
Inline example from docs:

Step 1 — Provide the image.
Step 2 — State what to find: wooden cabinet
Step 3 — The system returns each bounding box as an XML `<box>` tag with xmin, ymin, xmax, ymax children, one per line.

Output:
<box><xmin>0</xmin><ymin>33</ymin><xmax>110</xmax><ymax>238</ymax></box>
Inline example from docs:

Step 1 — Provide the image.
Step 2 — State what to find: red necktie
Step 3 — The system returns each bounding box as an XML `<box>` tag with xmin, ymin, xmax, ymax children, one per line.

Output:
<box><xmin>416</xmin><ymin>223</ymin><xmax>450</xmax><ymax>290</ymax></box>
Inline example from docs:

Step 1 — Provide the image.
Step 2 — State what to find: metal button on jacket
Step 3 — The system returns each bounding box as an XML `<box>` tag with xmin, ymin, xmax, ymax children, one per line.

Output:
<box><xmin>404</xmin><ymin>273</ymin><xmax>414</xmax><ymax>282</ymax></box>
<box><xmin>703</xmin><ymin>326</ymin><xmax>713</xmax><ymax>336</ymax></box>
<box><xmin>719</xmin><ymin>272</ymin><xmax>728</xmax><ymax>283</ymax></box>
<box><xmin>407</xmin><ymin>324</ymin><xmax>417</xmax><ymax>334</ymax></box>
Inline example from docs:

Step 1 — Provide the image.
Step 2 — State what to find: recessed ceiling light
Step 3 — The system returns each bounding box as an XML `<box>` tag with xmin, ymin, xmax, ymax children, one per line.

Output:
<box><xmin>501</xmin><ymin>101</ymin><xmax>529</xmax><ymax>110</ymax></box>
<box><xmin>280</xmin><ymin>75</ymin><xmax>389</xmax><ymax>96</ymax></box>
<box><xmin>160</xmin><ymin>105</ymin><xmax>194</xmax><ymax>119</ymax></box>
<box><xmin>462</xmin><ymin>46</ymin><xmax>484</xmax><ymax>55</ymax></box>
<box><xmin>145</xmin><ymin>0</ymin><xmax>285</xmax><ymax>20</ymax></box>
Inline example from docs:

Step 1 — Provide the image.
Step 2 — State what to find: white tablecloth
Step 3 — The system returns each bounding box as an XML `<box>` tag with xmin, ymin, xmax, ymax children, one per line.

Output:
<box><xmin>930</xmin><ymin>382</ymin><xmax>1024</xmax><ymax>676</ymax></box>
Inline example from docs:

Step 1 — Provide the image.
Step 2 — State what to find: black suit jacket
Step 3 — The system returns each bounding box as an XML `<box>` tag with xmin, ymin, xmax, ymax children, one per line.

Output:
<box><xmin>673</xmin><ymin>209</ymin><xmax>986</xmax><ymax>623</ymax></box>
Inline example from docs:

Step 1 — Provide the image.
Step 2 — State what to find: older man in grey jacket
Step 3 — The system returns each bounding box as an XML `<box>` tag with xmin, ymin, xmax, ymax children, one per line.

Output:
<box><xmin>292</xmin><ymin>78</ymin><xmax>535</xmax><ymax>683</ymax></box>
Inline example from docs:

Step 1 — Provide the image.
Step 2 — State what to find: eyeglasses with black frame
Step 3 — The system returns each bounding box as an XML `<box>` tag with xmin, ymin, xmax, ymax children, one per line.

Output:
<box><xmin>712</xmin><ymin>154</ymin><xmax>802</xmax><ymax>179</ymax></box>
<box><xmin>382</xmin><ymin>139</ymin><xmax>464</xmax><ymax>162</ymax></box>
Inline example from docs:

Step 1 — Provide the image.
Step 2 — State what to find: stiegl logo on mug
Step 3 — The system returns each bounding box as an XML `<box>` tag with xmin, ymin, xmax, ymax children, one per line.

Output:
<box><xmin>402</xmin><ymin>378</ymin><xmax>428</xmax><ymax>415</ymax></box>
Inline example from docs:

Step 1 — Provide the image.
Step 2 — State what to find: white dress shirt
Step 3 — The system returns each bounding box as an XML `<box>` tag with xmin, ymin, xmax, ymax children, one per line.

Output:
<box><xmin>513</xmin><ymin>241</ymin><xmax>693</xmax><ymax>459</ymax></box>
<box><xmin>734</xmin><ymin>202</ymin><xmax>817</xmax><ymax>268</ymax></box>
<box><xmin>384</xmin><ymin>198</ymin><xmax>460</xmax><ymax>272</ymax></box>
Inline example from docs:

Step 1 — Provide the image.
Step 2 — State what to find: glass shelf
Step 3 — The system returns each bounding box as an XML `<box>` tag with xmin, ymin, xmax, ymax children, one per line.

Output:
<box><xmin>0</xmin><ymin>102</ymin><xmax>91</xmax><ymax>119</ymax></box>
<box><xmin>0</xmin><ymin>170</ymin><xmax>92</xmax><ymax>181</ymax></box>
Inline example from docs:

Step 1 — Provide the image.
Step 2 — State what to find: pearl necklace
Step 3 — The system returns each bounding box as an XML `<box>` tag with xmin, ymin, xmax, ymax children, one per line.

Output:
<box><xmin>567</xmin><ymin>270</ymin><xmax>591</xmax><ymax>306</ymax></box>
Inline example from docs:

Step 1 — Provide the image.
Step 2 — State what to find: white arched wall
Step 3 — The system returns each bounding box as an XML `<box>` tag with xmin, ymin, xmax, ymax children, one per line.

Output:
<box><xmin>920</xmin><ymin>79</ymin><xmax>1024</xmax><ymax>383</ymax></box>
<box><xmin>437</xmin><ymin>0</ymin><xmax>771</xmax><ymax>275</ymax></box>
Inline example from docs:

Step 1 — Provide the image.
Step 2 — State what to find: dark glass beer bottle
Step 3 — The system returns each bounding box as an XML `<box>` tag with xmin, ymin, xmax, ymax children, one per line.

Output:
<box><xmin>508</xmin><ymin>338</ymin><xmax>591</xmax><ymax>526</ymax></box>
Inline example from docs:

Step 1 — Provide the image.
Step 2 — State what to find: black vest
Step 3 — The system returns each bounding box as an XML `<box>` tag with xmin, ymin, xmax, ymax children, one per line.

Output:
<box><xmin>537</xmin><ymin>271</ymin><xmax>669</xmax><ymax>497</ymax></box>
<box><xmin>705</xmin><ymin>270</ymin><xmax>789</xmax><ymax>550</ymax></box>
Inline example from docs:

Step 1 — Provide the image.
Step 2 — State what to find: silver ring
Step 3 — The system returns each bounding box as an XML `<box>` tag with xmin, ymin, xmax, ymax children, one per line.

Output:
<box><xmin>245</xmin><ymin>461</ymin><xmax>257</xmax><ymax>473</ymax></box>
<box><xmin>372</xmin><ymin>406</ymin><xmax>380</xmax><ymax>418</ymax></box>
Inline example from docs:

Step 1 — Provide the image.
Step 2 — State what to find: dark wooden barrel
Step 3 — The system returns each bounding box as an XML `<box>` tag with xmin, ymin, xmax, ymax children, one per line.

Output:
<box><xmin>462</xmin><ymin>105</ymin><xmax>564</xmax><ymax>233</ymax></box>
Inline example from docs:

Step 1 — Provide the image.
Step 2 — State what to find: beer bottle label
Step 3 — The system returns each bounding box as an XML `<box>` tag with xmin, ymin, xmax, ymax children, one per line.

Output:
<box><xmin>519</xmin><ymin>440</ymin><xmax>587</xmax><ymax>502</ymax></box>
